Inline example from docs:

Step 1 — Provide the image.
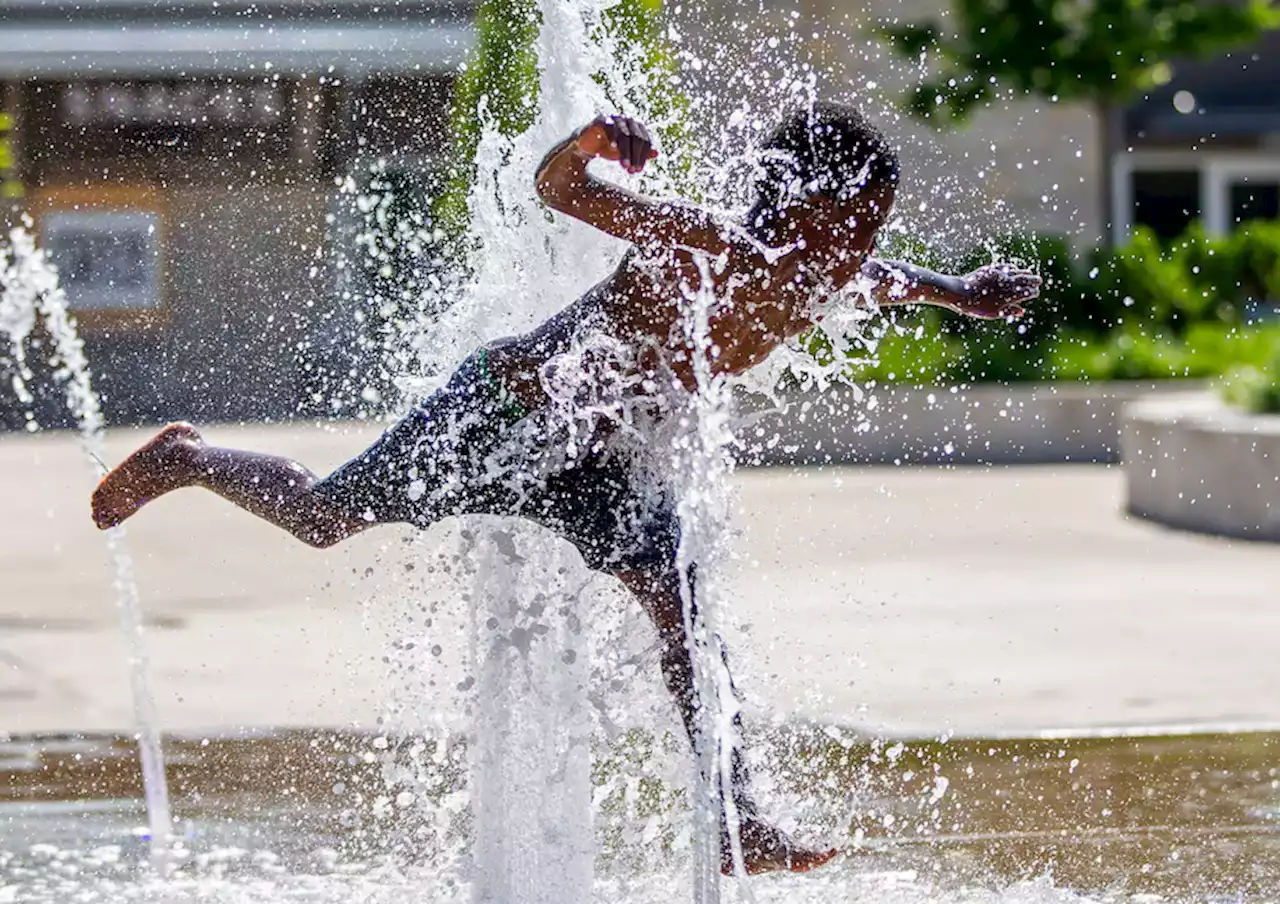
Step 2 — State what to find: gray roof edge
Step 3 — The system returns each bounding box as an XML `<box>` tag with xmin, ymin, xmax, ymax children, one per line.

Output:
<box><xmin>0</xmin><ymin>0</ymin><xmax>474</xmax><ymax>10</ymax></box>
<box><xmin>0</xmin><ymin>0</ymin><xmax>477</xmax><ymax>28</ymax></box>
<box><xmin>0</xmin><ymin>23</ymin><xmax>474</xmax><ymax>77</ymax></box>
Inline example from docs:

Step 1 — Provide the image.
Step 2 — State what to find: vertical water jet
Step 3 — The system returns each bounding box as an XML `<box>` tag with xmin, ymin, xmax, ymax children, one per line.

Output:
<box><xmin>0</xmin><ymin>226</ymin><xmax>173</xmax><ymax>868</ymax></box>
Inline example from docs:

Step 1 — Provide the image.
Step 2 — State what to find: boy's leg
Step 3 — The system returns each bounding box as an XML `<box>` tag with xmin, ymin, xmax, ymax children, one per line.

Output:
<box><xmin>92</xmin><ymin>422</ymin><xmax>367</xmax><ymax>548</ymax></box>
<box><xmin>613</xmin><ymin>566</ymin><xmax>838</xmax><ymax>875</ymax></box>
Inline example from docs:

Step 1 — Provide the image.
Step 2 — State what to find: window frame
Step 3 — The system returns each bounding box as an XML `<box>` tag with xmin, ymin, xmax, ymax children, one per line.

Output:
<box><xmin>1112</xmin><ymin>150</ymin><xmax>1280</xmax><ymax>242</ymax></box>
<box><xmin>40</xmin><ymin>208</ymin><xmax>162</xmax><ymax>312</ymax></box>
<box><xmin>27</xmin><ymin>183</ymin><xmax>169</xmax><ymax>333</ymax></box>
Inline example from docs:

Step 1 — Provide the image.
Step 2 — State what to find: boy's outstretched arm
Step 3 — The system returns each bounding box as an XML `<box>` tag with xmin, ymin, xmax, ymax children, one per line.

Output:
<box><xmin>862</xmin><ymin>258</ymin><xmax>1041</xmax><ymax>320</ymax></box>
<box><xmin>536</xmin><ymin>114</ymin><xmax>742</xmax><ymax>257</ymax></box>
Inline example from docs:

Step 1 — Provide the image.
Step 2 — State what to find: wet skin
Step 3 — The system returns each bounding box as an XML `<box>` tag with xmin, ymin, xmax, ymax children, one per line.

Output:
<box><xmin>91</xmin><ymin>114</ymin><xmax>1039</xmax><ymax>876</ymax></box>
<box><xmin>487</xmin><ymin>113</ymin><xmax>1040</xmax><ymax>409</ymax></box>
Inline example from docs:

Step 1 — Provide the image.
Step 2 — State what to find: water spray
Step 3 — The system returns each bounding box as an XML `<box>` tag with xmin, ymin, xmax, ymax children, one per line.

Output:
<box><xmin>0</xmin><ymin>224</ymin><xmax>173</xmax><ymax>870</ymax></box>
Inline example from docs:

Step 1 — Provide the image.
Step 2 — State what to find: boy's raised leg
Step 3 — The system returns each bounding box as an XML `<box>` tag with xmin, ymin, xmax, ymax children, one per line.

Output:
<box><xmin>92</xmin><ymin>422</ymin><xmax>366</xmax><ymax>548</ymax></box>
<box><xmin>615</xmin><ymin>566</ymin><xmax>839</xmax><ymax>875</ymax></box>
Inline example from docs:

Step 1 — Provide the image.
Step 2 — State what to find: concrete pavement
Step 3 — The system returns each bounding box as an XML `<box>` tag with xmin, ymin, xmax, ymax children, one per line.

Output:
<box><xmin>2</xmin><ymin>421</ymin><xmax>1278</xmax><ymax>738</ymax></box>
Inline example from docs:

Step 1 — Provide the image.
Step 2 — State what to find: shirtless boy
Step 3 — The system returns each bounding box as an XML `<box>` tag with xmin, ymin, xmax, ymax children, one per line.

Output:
<box><xmin>92</xmin><ymin>103</ymin><xmax>1040</xmax><ymax>874</ymax></box>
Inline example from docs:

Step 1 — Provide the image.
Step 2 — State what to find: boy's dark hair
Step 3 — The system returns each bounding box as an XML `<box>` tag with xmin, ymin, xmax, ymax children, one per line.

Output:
<box><xmin>755</xmin><ymin>102</ymin><xmax>899</xmax><ymax>211</ymax></box>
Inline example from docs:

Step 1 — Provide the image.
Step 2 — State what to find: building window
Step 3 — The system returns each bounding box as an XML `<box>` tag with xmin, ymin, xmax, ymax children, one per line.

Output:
<box><xmin>1130</xmin><ymin>170</ymin><xmax>1200</xmax><ymax>241</ymax></box>
<box><xmin>1228</xmin><ymin>178</ymin><xmax>1280</xmax><ymax>232</ymax></box>
<box><xmin>41</xmin><ymin>210</ymin><xmax>161</xmax><ymax>310</ymax></box>
<box><xmin>1114</xmin><ymin>155</ymin><xmax>1280</xmax><ymax>242</ymax></box>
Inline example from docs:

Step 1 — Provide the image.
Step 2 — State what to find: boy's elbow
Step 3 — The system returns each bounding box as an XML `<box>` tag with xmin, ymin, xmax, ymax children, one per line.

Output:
<box><xmin>534</xmin><ymin>177</ymin><xmax>557</xmax><ymax>208</ymax></box>
<box><xmin>535</xmin><ymin>175</ymin><xmax>573</xmax><ymax>213</ymax></box>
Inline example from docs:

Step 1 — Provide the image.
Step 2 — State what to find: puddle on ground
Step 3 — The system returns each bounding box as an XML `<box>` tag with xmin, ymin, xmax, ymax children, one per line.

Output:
<box><xmin>1</xmin><ymin>730</ymin><xmax>1277</xmax><ymax>901</ymax></box>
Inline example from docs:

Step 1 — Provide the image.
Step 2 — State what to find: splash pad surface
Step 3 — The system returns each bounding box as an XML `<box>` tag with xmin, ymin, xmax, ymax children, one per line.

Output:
<box><xmin>2</xmin><ymin>730</ymin><xmax>1279</xmax><ymax>901</ymax></box>
<box><xmin>4</xmin><ymin>425</ymin><xmax>1280</xmax><ymax>898</ymax></box>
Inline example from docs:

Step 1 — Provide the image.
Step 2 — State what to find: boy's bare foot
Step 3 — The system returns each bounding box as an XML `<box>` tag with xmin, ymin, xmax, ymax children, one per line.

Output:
<box><xmin>723</xmin><ymin>815</ymin><xmax>840</xmax><ymax>876</ymax></box>
<box><xmin>91</xmin><ymin>422</ymin><xmax>203</xmax><ymax>529</ymax></box>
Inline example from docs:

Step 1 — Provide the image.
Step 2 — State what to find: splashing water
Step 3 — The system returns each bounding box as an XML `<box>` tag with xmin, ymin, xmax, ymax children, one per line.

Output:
<box><xmin>465</xmin><ymin>525</ymin><xmax>596</xmax><ymax>904</ymax></box>
<box><xmin>0</xmin><ymin>225</ymin><xmax>173</xmax><ymax>867</ymax></box>
<box><xmin>358</xmin><ymin>1</ymin><xmax>682</xmax><ymax>897</ymax></box>
<box><xmin>347</xmin><ymin>0</ymin><xmax>754</xmax><ymax>896</ymax></box>
<box><xmin>0</xmin><ymin>1</ymin><xmax>1067</xmax><ymax>900</ymax></box>
<box><xmin>368</xmin><ymin>0</ymin><xmax>813</xmax><ymax>895</ymax></box>
<box><xmin>351</xmin><ymin>0</ymin><xmax>911</xmax><ymax>898</ymax></box>
<box><xmin>672</xmin><ymin>259</ymin><xmax>741</xmax><ymax>900</ymax></box>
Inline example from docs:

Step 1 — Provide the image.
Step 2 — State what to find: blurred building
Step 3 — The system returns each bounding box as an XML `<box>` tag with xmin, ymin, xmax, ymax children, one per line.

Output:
<box><xmin>1116</xmin><ymin>30</ymin><xmax>1280</xmax><ymax>243</ymax></box>
<box><xmin>3</xmin><ymin>0</ymin><xmax>1278</xmax><ymax>430</ymax></box>
<box><xmin>0</xmin><ymin>0</ymin><xmax>470</xmax><ymax>427</ymax></box>
<box><xmin>677</xmin><ymin>0</ymin><xmax>1280</xmax><ymax>250</ymax></box>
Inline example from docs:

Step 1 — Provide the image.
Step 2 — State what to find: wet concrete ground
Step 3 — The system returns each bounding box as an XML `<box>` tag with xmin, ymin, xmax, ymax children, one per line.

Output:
<box><xmin>2</xmin><ymin>421</ymin><xmax>1279</xmax><ymax>737</ymax></box>
<box><xmin>1</xmin><ymin>730</ymin><xmax>1278</xmax><ymax>901</ymax></box>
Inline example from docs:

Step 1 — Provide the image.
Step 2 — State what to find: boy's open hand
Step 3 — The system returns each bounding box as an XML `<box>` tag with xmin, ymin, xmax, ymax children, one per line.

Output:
<box><xmin>575</xmin><ymin>114</ymin><xmax>659</xmax><ymax>174</ymax></box>
<box><xmin>953</xmin><ymin>263</ymin><xmax>1042</xmax><ymax>320</ymax></box>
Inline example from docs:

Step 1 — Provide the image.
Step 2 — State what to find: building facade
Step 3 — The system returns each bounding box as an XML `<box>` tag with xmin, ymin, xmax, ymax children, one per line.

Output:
<box><xmin>676</xmin><ymin>0</ymin><xmax>1279</xmax><ymax>250</ymax></box>
<box><xmin>1115</xmin><ymin>30</ymin><xmax>1280</xmax><ymax>243</ymax></box>
<box><xmin>3</xmin><ymin>0</ymin><xmax>1277</xmax><ymax>430</ymax></box>
<box><xmin>1</xmin><ymin>0</ymin><xmax>471</xmax><ymax>427</ymax></box>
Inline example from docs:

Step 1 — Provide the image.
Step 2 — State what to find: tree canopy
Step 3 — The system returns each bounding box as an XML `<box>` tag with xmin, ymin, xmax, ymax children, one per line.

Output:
<box><xmin>433</xmin><ymin>0</ymin><xmax>687</xmax><ymax>237</ymax></box>
<box><xmin>879</xmin><ymin>0</ymin><xmax>1280</xmax><ymax>123</ymax></box>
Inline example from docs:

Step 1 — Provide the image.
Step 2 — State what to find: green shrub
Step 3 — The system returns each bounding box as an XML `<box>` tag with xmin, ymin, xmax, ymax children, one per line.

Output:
<box><xmin>854</xmin><ymin>221</ymin><xmax>1280</xmax><ymax>386</ymax></box>
<box><xmin>1078</xmin><ymin>222</ymin><xmax>1280</xmax><ymax>336</ymax></box>
<box><xmin>857</xmin><ymin>310</ymin><xmax>1049</xmax><ymax>385</ymax></box>
<box><xmin>1179</xmin><ymin>221</ymin><xmax>1280</xmax><ymax>317</ymax></box>
<box><xmin>1087</xmin><ymin>227</ymin><xmax>1205</xmax><ymax>334</ymax></box>
<box><xmin>861</xmin><ymin>309</ymin><xmax>1280</xmax><ymax>387</ymax></box>
<box><xmin>1236</xmin><ymin>221</ymin><xmax>1280</xmax><ymax>301</ymax></box>
<box><xmin>1044</xmin><ymin>328</ymin><xmax>1198</xmax><ymax>381</ymax></box>
<box><xmin>1220</xmin><ymin>341</ymin><xmax>1280</xmax><ymax>414</ymax></box>
<box><xmin>853</xmin><ymin>315</ymin><xmax>961</xmax><ymax>384</ymax></box>
<box><xmin>1043</xmin><ymin>323</ymin><xmax>1280</xmax><ymax>382</ymax></box>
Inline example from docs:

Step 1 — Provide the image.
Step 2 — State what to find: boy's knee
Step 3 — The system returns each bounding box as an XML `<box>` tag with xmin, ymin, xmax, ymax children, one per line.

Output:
<box><xmin>294</xmin><ymin>523</ymin><xmax>349</xmax><ymax>549</ymax></box>
<box><xmin>293</xmin><ymin>496</ymin><xmax>365</xmax><ymax>549</ymax></box>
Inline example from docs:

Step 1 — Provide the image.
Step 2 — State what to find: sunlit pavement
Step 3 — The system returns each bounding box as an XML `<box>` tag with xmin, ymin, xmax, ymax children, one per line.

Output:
<box><xmin>3</xmin><ymin>421</ymin><xmax>1279</xmax><ymax>739</ymax></box>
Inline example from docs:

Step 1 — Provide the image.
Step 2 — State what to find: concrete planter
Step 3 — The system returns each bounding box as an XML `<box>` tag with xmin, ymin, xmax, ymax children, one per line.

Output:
<box><xmin>736</xmin><ymin>380</ymin><xmax>1201</xmax><ymax>466</ymax></box>
<box><xmin>1121</xmin><ymin>394</ymin><xmax>1280</xmax><ymax>541</ymax></box>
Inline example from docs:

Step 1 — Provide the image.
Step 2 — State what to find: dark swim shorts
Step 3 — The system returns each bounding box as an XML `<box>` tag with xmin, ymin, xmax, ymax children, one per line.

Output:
<box><xmin>313</xmin><ymin>349</ymin><xmax>680</xmax><ymax>574</ymax></box>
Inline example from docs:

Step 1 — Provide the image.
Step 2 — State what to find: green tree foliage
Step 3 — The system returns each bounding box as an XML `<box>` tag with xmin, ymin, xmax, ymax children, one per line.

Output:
<box><xmin>879</xmin><ymin>0</ymin><xmax>1280</xmax><ymax>124</ymax></box>
<box><xmin>593</xmin><ymin>0</ymin><xmax>694</xmax><ymax>189</ymax></box>
<box><xmin>433</xmin><ymin>0</ymin><xmax>541</xmax><ymax>239</ymax></box>
<box><xmin>432</xmin><ymin>0</ymin><xmax>688</xmax><ymax>240</ymax></box>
